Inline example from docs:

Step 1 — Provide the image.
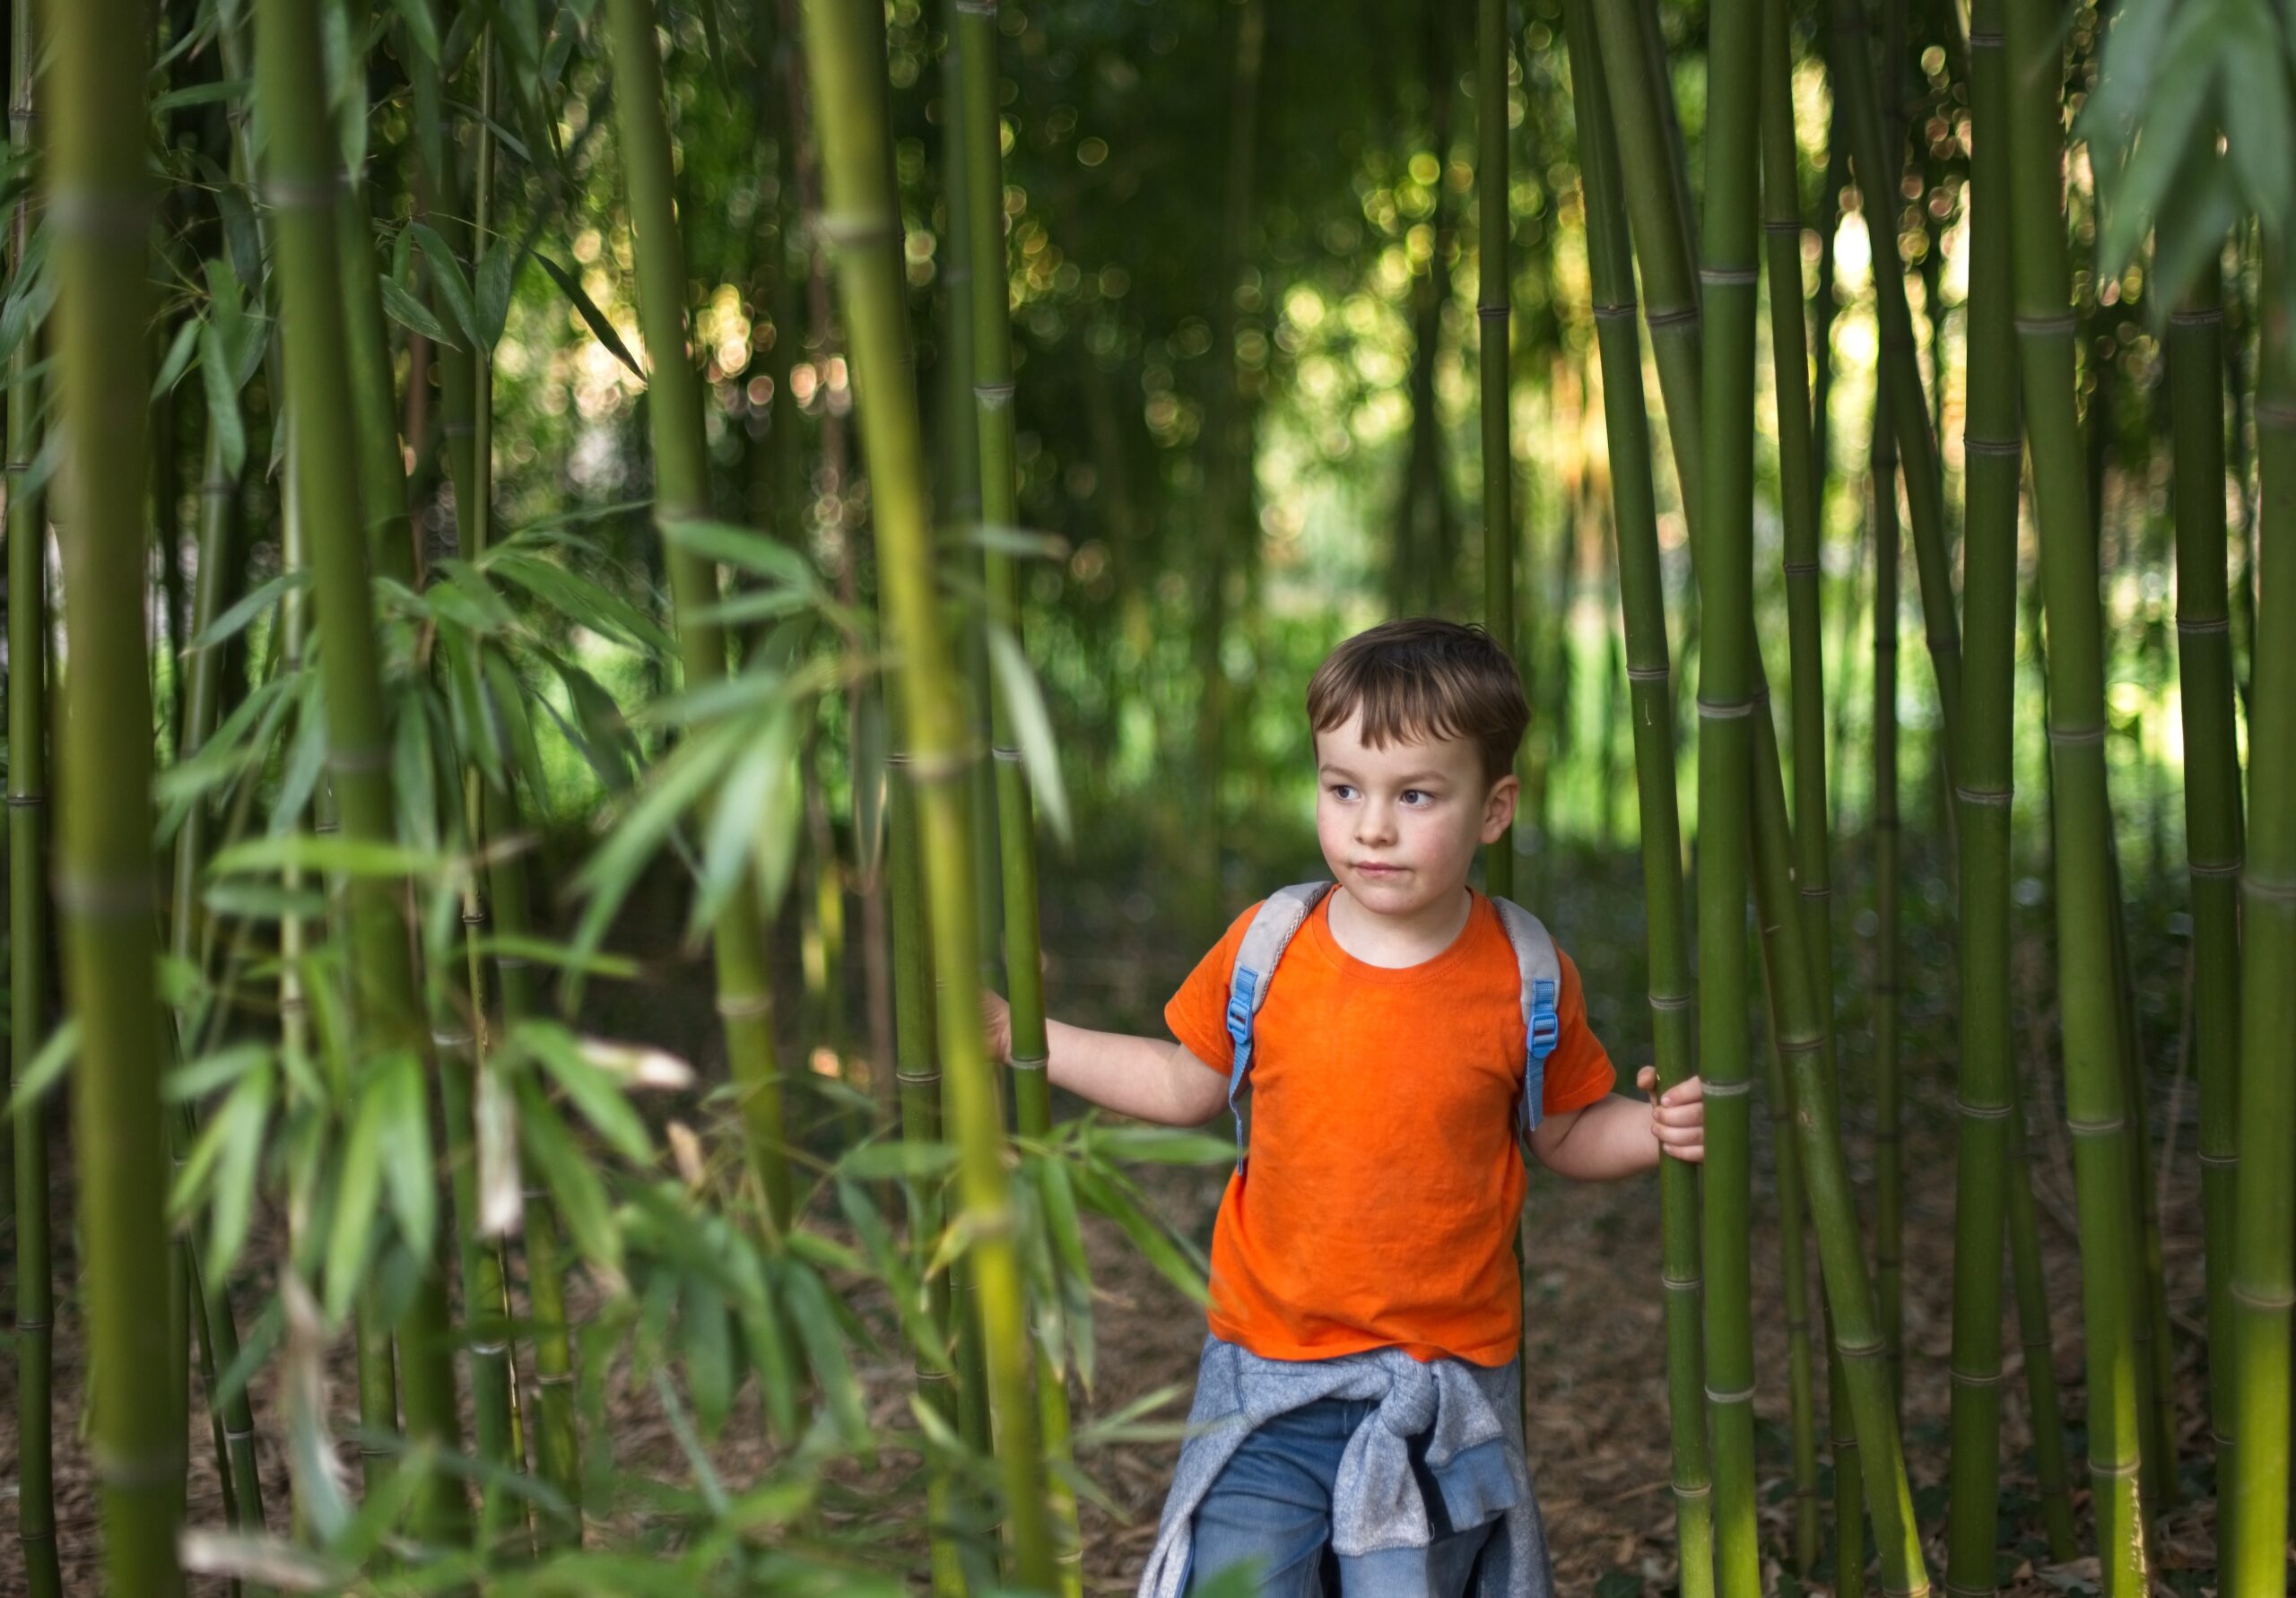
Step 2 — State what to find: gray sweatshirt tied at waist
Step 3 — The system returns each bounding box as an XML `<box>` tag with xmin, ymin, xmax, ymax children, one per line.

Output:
<box><xmin>1139</xmin><ymin>1335</ymin><xmax>1555</xmax><ymax>1598</ymax></box>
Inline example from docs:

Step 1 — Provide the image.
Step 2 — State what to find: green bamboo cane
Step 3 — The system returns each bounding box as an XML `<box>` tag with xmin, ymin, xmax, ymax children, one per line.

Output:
<box><xmin>333</xmin><ymin>35</ymin><xmax>416</xmax><ymax>592</ymax></box>
<box><xmin>49</xmin><ymin>0</ymin><xmax>182</xmax><ymax>1587</ymax></box>
<box><xmin>1758</xmin><ymin>1</ymin><xmax>1827</xmax><ymax>1562</ymax></box>
<box><xmin>1945</xmin><ymin>5</ymin><xmax>2021</xmax><ymax>1584</ymax></box>
<box><xmin>1998</xmin><ymin>0</ymin><xmax>2149</xmax><ymax>1585</ymax></box>
<box><xmin>1823</xmin><ymin>0</ymin><xmax>1964</xmax><ymax>792</ymax></box>
<box><xmin>7</xmin><ymin>8</ymin><xmax>60</xmax><ymax>1589</ymax></box>
<box><xmin>254</xmin><ymin>0</ymin><xmax>470</xmax><ymax>1545</ymax></box>
<box><xmin>1693</xmin><ymin>3</ymin><xmax>1762</xmax><ymax>1588</ymax></box>
<box><xmin>2166</xmin><ymin>261</ymin><xmax>2243</xmax><ymax>1568</ymax></box>
<box><xmin>1873</xmin><ymin>391</ymin><xmax>1905</xmax><ymax>1411</ymax></box>
<box><xmin>1561</xmin><ymin>12</ymin><xmax>1712</xmax><ymax>1592</ymax></box>
<box><xmin>950</xmin><ymin>4</ymin><xmax>1081</xmax><ymax>1581</ymax></box>
<box><xmin>2225</xmin><ymin>238</ymin><xmax>2296</xmax><ymax>1598</ymax></box>
<box><xmin>2004</xmin><ymin>1083</ymin><xmax>2078</xmax><ymax>1559</ymax></box>
<box><xmin>1479</xmin><ymin>0</ymin><xmax>1515</xmax><ymax>898</ymax></box>
<box><xmin>797</xmin><ymin>0</ymin><xmax>1058</xmax><ymax>1584</ymax></box>
<box><xmin>1753</xmin><ymin>919</ymin><xmax>1822</xmax><ymax>1582</ymax></box>
<box><xmin>601</xmin><ymin>0</ymin><xmax>796</xmax><ymax>1232</ymax></box>
<box><xmin>888</xmin><ymin>747</ymin><xmax>974</xmax><ymax>1596</ymax></box>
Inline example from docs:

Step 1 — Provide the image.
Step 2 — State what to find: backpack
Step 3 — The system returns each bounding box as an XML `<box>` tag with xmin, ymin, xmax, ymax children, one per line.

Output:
<box><xmin>1220</xmin><ymin>882</ymin><xmax>1563</xmax><ymax>1169</ymax></box>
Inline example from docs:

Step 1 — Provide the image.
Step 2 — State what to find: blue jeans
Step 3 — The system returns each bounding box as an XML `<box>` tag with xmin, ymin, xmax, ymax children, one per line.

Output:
<box><xmin>1186</xmin><ymin>1395</ymin><xmax>1499</xmax><ymax>1596</ymax></box>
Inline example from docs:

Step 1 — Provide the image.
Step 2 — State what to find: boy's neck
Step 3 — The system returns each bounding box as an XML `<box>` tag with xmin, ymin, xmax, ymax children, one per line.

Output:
<box><xmin>1326</xmin><ymin>882</ymin><xmax>1476</xmax><ymax>969</ymax></box>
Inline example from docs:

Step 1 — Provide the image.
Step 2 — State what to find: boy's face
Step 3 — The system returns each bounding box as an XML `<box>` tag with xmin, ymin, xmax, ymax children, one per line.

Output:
<box><xmin>1312</xmin><ymin>709</ymin><xmax>1518</xmax><ymax>920</ymax></box>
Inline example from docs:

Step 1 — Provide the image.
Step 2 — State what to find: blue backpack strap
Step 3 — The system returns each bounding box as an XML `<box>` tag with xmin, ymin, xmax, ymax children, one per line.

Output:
<box><xmin>1490</xmin><ymin>896</ymin><xmax>1563</xmax><ymax>1143</ymax></box>
<box><xmin>1222</xmin><ymin>882</ymin><xmax>1334</xmax><ymax>1169</ymax></box>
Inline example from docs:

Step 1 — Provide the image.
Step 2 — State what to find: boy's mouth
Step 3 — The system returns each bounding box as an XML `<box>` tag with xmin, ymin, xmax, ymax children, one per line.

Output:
<box><xmin>1354</xmin><ymin>862</ymin><xmax>1406</xmax><ymax>876</ymax></box>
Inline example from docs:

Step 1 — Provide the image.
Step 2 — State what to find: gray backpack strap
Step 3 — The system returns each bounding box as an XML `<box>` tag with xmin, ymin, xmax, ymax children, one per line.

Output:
<box><xmin>1491</xmin><ymin>896</ymin><xmax>1564</xmax><ymax>1141</ymax></box>
<box><xmin>1222</xmin><ymin>882</ymin><xmax>1335</xmax><ymax>1168</ymax></box>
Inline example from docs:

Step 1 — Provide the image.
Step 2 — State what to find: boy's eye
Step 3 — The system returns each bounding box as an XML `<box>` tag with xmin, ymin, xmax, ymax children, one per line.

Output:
<box><xmin>1327</xmin><ymin>783</ymin><xmax>1357</xmax><ymax>801</ymax></box>
<box><xmin>1402</xmin><ymin>789</ymin><xmax>1433</xmax><ymax>805</ymax></box>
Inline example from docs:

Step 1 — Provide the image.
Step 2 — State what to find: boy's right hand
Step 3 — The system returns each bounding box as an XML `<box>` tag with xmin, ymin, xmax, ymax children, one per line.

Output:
<box><xmin>981</xmin><ymin>989</ymin><xmax>1012</xmax><ymax>1064</ymax></box>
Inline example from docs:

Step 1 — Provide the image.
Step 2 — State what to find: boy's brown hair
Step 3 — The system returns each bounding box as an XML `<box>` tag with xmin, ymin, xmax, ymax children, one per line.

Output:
<box><xmin>1305</xmin><ymin>618</ymin><xmax>1529</xmax><ymax>788</ymax></box>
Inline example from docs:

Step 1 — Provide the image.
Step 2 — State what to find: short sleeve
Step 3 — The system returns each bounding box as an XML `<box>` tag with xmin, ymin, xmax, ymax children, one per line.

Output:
<box><xmin>1541</xmin><ymin>950</ymin><xmax>1616</xmax><ymax>1116</ymax></box>
<box><xmin>1163</xmin><ymin>902</ymin><xmax>1264</xmax><ymax>1075</ymax></box>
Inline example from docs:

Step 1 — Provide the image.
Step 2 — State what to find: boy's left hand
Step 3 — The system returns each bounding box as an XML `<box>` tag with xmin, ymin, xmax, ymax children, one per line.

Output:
<box><xmin>1636</xmin><ymin>1067</ymin><xmax>1706</xmax><ymax>1165</ymax></box>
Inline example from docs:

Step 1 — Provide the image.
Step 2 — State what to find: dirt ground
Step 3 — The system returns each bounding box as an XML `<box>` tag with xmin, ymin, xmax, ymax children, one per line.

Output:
<box><xmin>0</xmin><ymin>891</ymin><xmax>2237</xmax><ymax>1594</ymax></box>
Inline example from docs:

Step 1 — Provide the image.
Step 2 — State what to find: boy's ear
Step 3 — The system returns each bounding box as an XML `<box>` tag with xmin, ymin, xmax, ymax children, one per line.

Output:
<box><xmin>1480</xmin><ymin>775</ymin><xmax>1520</xmax><ymax>844</ymax></box>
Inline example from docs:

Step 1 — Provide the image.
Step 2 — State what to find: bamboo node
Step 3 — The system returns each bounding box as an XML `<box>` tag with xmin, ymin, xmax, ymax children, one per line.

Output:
<box><xmin>973</xmin><ymin>382</ymin><xmax>1018</xmax><ymax>410</ymax></box>
<box><xmin>2187</xmin><ymin>858</ymin><xmax>2241</xmax><ymax>880</ymax></box>
<box><xmin>1647</xmin><ymin>991</ymin><xmax>1693</xmax><ymax>1012</ymax></box>
<box><xmin>2065</xmin><ymin>1114</ymin><xmax>2125</xmax><ymax>1138</ymax></box>
<box><xmin>2196</xmin><ymin>1151</ymin><xmax>2239</xmax><ymax>1168</ymax></box>
<box><xmin>2256</xmin><ymin>399</ymin><xmax>2296</xmax><ymax>430</ymax></box>
<box><xmin>2044</xmin><ymin>724</ymin><xmax>2105</xmax><ymax>747</ymax></box>
<box><xmin>991</xmin><ymin>744</ymin><xmax>1023</xmax><ymax>763</ymax></box>
<box><xmin>1672</xmin><ymin>1481</ymin><xmax>1713</xmax><ymax>1499</ymax></box>
<box><xmin>1009</xmin><ymin>1055</ymin><xmax>1048</xmax><ymax>1073</ymax></box>
<box><xmin>1694</xmin><ymin>695</ymin><xmax>1755</xmax><ymax>720</ymax></box>
<box><xmin>1698</xmin><ymin>267</ymin><xmax>1758</xmax><ymax>287</ymax></box>
<box><xmin>441</xmin><ymin>421</ymin><xmax>478</xmax><ymax>439</ymax></box>
<box><xmin>98</xmin><ymin>1447</ymin><xmax>192</xmax><ymax>1492</ymax></box>
<box><xmin>1966</xmin><ymin>28</ymin><xmax>2005</xmax><ymax>46</ymax></box>
<box><xmin>431</xmin><ymin>1029</ymin><xmax>476</xmax><ymax>1050</ymax></box>
<box><xmin>1592</xmin><ymin>303</ymin><xmax>1639</xmax><ymax>323</ymax></box>
<box><xmin>1660</xmin><ymin>1271</ymin><xmax>1701</xmax><ymax>1290</ymax></box>
<box><xmin>5</xmin><ymin>793</ymin><xmax>47</xmax><ymax>807</ymax></box>
<box><xmin>952</xmin><ymin>0</ymin><xmax>998</xmax><ymax>14</ymax></box>
<box><xmin>1761</xmin><ymin>220</ymin><xmax>1803</xmax><ymax>237</ymax></box>
<box><xmin>2167</xmin><ymin>307</ymin><xmax>2224</xmax><ymax>327</ymax></box>
<box><xmin>896</xmin><ymin>1068</ymin><xmax>941</xmax><ymax>1085</ymax></box>
<box><xmin>715</xmin><ymin>993</ymin><xmax>773</xmax><ymax>1020</ymax></box>
<box><xmin>1782</xmin><ymin>560</ymin><xmax>1820</xmax><ymax>578</ymax></box>
<box><xmin>1778</xmin><ymin>1036</ymin><xmax>1823</xmax><ymax>1057</ymax></box>
<box><xmin>1834</xmin><ymin>1337</ymin><xmax>1886</xmax><ymax>1359</ymax></box>
<box><xmin>496</xmin><ymin>955</ymin><xmax>535</xmax><ymax>971</ymax></box>
<box><xmin>51</xmin><ymin>865</ymin><xmax>157</xmax><ymax>919</ymax></box>
<box><xmin>2087</xmin><ymin>1455</ymin><xmax>2143</xmax><ymax>1481</ymax></box>
<box><xmin>1701</xmin><ymin>1078</ymin><xmax>1752</xmax><ymax>1098</ymax></box>
<box><xmin>1644</xmin><ymin>307</ymin><xmax>1699</xmax><ymax>331</ymax></box>
<box><xmin>1626</xmin><ymin>664</ymin><xmax>1671</xmax><ymax>682</ymax></box>
<box><xmin>326</xmin><ymin>745</ymin><xmax>393</xmax><ymax>777</ymax></box>
<box><xmin>47</xmin><ymin>184</ymin><xmax>155</xmax><ymax>239</ymax></box>
<box><xmin>2241</xmin><ymin>870</ymin><xmax>2296</xmax><ymax>903</ymax></box>
<box><xmin>814</xmin><ymin>209</ymin><xmax>900</xmax><ymax>250</ymax></box>
<box><xmin>4</xmin><ymin>459</ymin><xmax>31</xmax><ymax>473</ymax></box>
<box><xmin>257</xmin><ymin>174</ymin><xmax>345</xmax><ymax>213</ymax></box>
<box><xmin>1703</xmin><ymin>1384</ymin><xmax>1755</xmax><ymax>1405</ymax></box>
<box><xmin>1476</xmin><ymin>301</ymin><xmax>1509</xmax><ymax>321</ymax></box>
<box><xmin>535</xmin><ymin>1372</ymin><xmax>576</xmax><ymax>1387</ymax></box>
<box><xmin>200</xmin><ymin>479</ymin><xmax>238</xmax><ymax>499</ymax></box>
<box><xmin>2013</xmin><ymin>313</ymin><xmax>2077</xmax><ymax>337</ymax></box>
<box><xmin>1948</xmin><ymin>1365</ymin><xmax>2005</xmax><ymax>1387</ymax></box>
<box><xmin>1796</xmin><ymin>885</ymin><xmax>1830</xmax><ymax>900</ymax></box>
<box><xmin>1963</xmin><ymin>434</ymin><xmax>2022</xmax><ymax>457</ymax></box>
<box><xmin>2174</xmin><ymin>617</ymin><xmax>2231</xmax><ymax>636</ymax></box>
<box><xmin>1954</xmin><ymin>785</ymin><xmax>2013</xmax><ymax>807</ymax></box>
<box><xmin>2229</xmin><ymin>1281</ymin><xmax>2296</xmax><ymax>1310</ymax></box>
<box><xmin>1953</xmin><ymin>1097</ymin><xmax>2012</xmax><ymax>1121</ymax></box>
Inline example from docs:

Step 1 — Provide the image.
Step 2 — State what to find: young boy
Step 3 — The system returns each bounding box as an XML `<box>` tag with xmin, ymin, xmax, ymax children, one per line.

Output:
<box><xmin>987</xmin><ymin>618</ymin><xmax>1706</xmax><ymax>1596</ymax></box>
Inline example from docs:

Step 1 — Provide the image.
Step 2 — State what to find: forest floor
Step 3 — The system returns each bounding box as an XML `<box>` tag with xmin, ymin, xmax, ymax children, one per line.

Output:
<box><xmin>0</xmin><ymin>841</ymin><xmax>2231</xmax><ymax>1594</ymax></box>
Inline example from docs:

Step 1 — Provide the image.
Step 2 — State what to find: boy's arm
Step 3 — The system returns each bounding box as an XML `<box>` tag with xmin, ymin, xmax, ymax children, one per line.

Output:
<box><xmin>986</xmin><ymin>994</ymin><xmax>1231</xmax><ymax>1126</ymax></box>
<box><xmin>1527</xmin><ymin>1068</ymin><xmax>1706</xmax><ymax>1180</ymax></box>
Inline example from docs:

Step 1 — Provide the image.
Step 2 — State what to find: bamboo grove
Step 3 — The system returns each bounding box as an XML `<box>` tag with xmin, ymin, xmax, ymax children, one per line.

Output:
<box><xmin>0</xmin><ymin>0</ymin><xmax>2291</xmax><ymax>1594</ymax></box>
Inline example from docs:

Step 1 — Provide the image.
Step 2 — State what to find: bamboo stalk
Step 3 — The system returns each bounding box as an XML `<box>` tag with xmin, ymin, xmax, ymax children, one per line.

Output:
<box><xmin>1823</xmin><ymin>0</ymin><xmax>1965</xmax><ymax>792</ymax></box>
<box><xmin>1561</xmin><ymin>10</ymin><xmax>1712</xmax><ymax>1591</ymax></box>
<box><xmin>254</xmin><ymin>0</ymin><xmax>470</xmax><ymax>1544</ymax></box>
<box><xmin>1757</xmin><ymin>2</ymin><xmax>1826</xmax><ymax>1563</ymax></box>
<box><xmin>1873</xmin><ymin>390</ymin><xmax>1905</xmax><ymax>1409</ymax></box>
<box><xmin>601</xmin><ymin>0</ymin><xmax>796</xmax><ymax>1231</ymax></box>
<box><xmin>50</xmin><ymin>0</ymin><xmax>182</xmax><ymax>1587</ymax></box>
<box><xmin>2004</xmin><ymin>1081</ymin><xmax>2078</xmax><ymax>1558</ymax></box>
<box><xmin>2225</xmin><ymin>237</ymin><xmax>2295</xmax><ymax>1598</ymax></box>
<box><xmin>1693</xmin><ymin>1</ymin><xmax>1762</xmax><ymax>1586</ymax></box>
<box><xmin>948</xmin><ymin>5</ymin><xmax>1082</xmax><ymax>1582</ymax></box>
<box><xmin>1945</xmin><ymin>6</ymin><xmax>2021</xmax><ymax>1584</ymax></box>
<box><xmin>7</xmin><ymin>4</ymin><xmax>61</xmax><ymax>1587</ymax></box>
<box><xmin>1998</xmin><ymin>0</ymin><xmax>2149</xmax><ymax>1585</ymax></box>
<box><xmin>796</xmin><ymin>0</ymin><xmax>1058</xmax><ymax>1583</ymax></box>
<box><xmin>1479</xmin><ymin>0</ymin><xmax>1515</xmax><ymax>897</ymax></box>
<box><xmin>2167</xmin><ymin>259</ymin><xmax>2244</xmax><ymax>1570</ymax></box>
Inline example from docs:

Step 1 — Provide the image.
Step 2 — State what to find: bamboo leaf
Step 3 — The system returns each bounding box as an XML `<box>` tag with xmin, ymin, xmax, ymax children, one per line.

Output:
<box><xmin>155</xmin><ymin>78</ymin><xmax>257</xmax><ymax>112</ymax></box>
<box><xmin>681</xmin><ymin>1275</ymin><xmax>735</xmax><ymax>1440</ymax></box>
<box><xmin>476</xmin><ymin>241</ymin><xmax>523</xmax><ymax>349</ymax></box>
<box><xmin>987</xmin><ymin>623</ymin><xmax>1073</xmax><ymax>839</ymax></box>
<box><xmin>194</xmin><ymin>570</ymin><xmax>305</xmax><ymax>650</ymax></box>
<box><xmin>206</xmin><ymin>1058</ymin><xmax>276</xmax><ymax>1281</ymax></box>
<box><xmin>164</xmin><ymin>1040</ymin><xmax>275</xmax><ymax>1103</ymax></box>
<box><xmin>199</xmin><ymin>320</ymin><xmax>248</xmax><ymax>477</ymax></box>
<box><xmin>378</xmin><ymin>1051</ymin><xmax>437</xmax><ymax>1263</ymax></box>
<box><xmin>387</xmin><ymin>0</ymin><xmax>441</xmax><ymax>61</ymax></box>
<box><xmin>326</xmin><ymin>1094</ymin><xmax>387</xmax><ymax>1321</ymax></box>
<box><xmin>210</xmin><ymin>832</ymin><xmax>449</xmax><ymax>880</ymax></box>
<box><xmin>534</xmin><ymin>251</ymin><xmax>643</xmax><ymax>378</ymax></box>
<box><xmin>1036</xmin><ymin>1155</ymin><xmax>1095</xmax><ymax>1389</ymax></box>
<box><xmin>378</xmin><ymin>271</ymin><xmax>461</xmax><ymax>350</ymax></box>
<box><xmin>835</xmin><ymin>1139</ymin><xmax>959</xmax><ymax>1181</ymax></box>
<box><xmin>408</xmin><ymin>221</ymin><xmax>480</xmax><ymax>345</ymax></box>
<box><xmin>660</xmin><ymin>516</ymin><xmax>822</xmax><ymax>589</ymax></box>
<box><xmin>151</xmin><ymin>314</ymin><xmax>203</xmax><ymax>399</ymax></box>
<box><xmin>1069</xmin><ymin>1164</ymin><xmax>1209</xmax><ymax>1305</ymax></box>
<box><xmin>4</xmin><ymin>1019</ymin><xmax>78</xmax><ymax>1118</ymax></box>
<box><xmin>2221</xmin><ymin>4</ymin><xmax>2295</xmax><ymax>234</ymax></box>
<box><xmin>511</xmin><ymin>1020</ymin><xmax>657</xmax><ymax>1163</ymax></box>
<box><xmin>484</xmin><ymin>546</ymin><xmax>676</xmax><ymax>655</ymax></box>
<box><xmin>780</xmin><ymin>1261</ymin><xmax>867</xmax><ymax>1444</ymax></box>
<box><xmin>520</xmin><ymin>1081</ymin><xmax>622</xmax><ymax>1276</ymax></box>
<box><xmin>688</xmin><ymin>737</ymin><xmax>779</xmax><ymax>945</ymax></box>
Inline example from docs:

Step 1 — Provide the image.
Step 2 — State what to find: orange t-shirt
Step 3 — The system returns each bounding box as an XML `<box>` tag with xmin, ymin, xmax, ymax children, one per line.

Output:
<box><xmin>1165</xmin><ymin>890</ymin><xmax>1615</xmax><ymax>1367</ymax></box>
